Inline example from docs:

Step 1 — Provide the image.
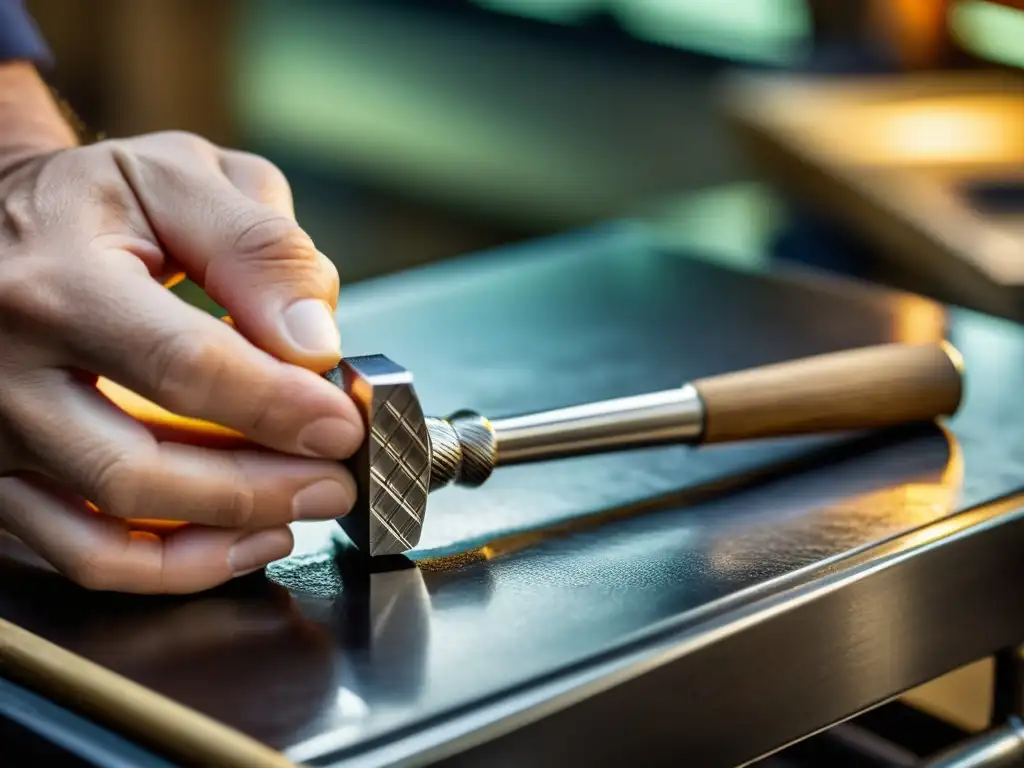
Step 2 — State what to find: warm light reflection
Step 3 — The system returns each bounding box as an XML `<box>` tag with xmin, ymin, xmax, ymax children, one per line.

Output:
<box><xmin>162</xmin><ymin>272</ymin><xmax>187</xmax><ymax>289</ymax></box>
<box><xmin>95</xmin><ymin>377</ymin><xmax>241</xmax><ymax>440</ymax></box>
<box><xmin>93</xmin><ymin>380</ymin><xmax>243</xmax><ymax>529</ymax></box>
<box><xmin>416</xmin><ymin>489</ymin><xmax>703</xmax><ymax>570</ymax></box>
<box><xmin>94</xmin><ymin>314</ymin><xmax>243</xmax><ymax>440</ymax></box>
<box><xmin>889</xmin><ymin>294</ymin><xmax>949</xmax><ymax>344</ymax></box>
<box><xmin>707</xmin><ymin>427</ymin><xmax>964</xmax><ymax>575</ymax></box>
<box><xmin>871</xmin><ymin>0</ymin><xmax>951</xmax><ymax>69</ymax></box>
<box><xmin>875</xmin><ymin>102</ymin><xmax>1021</xmax><ymax>162</ymax></box>
<box><xmin>809</xmin><ymin>97</ymin><xmax>1024</xmax><ymax>166</ymax></box>
<box><xmin>419</xmin><ymin>424</ymin><xmax>969</xmax><ymax>573</ymax></box>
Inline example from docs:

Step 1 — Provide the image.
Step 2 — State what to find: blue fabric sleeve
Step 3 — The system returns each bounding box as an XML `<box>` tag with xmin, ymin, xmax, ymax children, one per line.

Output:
<box><xmin>0</xmin><ymin>0</ymin><xmax>51</xmax><ymax>64</ymax></box>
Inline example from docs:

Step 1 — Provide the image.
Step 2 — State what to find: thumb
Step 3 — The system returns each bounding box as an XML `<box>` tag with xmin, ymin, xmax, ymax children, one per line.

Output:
<box><xmin>116</xmin><ymin>134</ymin><xmax>342</xmax><ymax>372</ymax></box>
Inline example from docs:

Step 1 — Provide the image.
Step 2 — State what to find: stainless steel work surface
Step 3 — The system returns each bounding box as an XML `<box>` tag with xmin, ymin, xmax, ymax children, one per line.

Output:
<box><xmin>3</xmin><ymin>223</ymin><xmax>1024</xmax><ymax>767</ymax></box>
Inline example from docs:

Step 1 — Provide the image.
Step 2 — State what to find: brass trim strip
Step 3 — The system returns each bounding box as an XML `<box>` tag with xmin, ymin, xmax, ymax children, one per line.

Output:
<box><xmin>0</xmin><ymin>617</ymin><xmax>296</xmax><ymax>768</ymax></box>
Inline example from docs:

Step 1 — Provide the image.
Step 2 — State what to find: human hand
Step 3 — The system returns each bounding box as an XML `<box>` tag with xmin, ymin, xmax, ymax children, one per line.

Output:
<box><xmin>0</xmin><ymin>69</ymin><xmax>364</xmax><ymax>593</ymax></box>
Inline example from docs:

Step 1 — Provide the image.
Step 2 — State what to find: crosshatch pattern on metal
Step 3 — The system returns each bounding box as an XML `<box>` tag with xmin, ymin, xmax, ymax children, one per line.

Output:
<box><xmin>368</xmin><ymin>384</ymin><xmax>430</xmax><ymax>553</ymax></box>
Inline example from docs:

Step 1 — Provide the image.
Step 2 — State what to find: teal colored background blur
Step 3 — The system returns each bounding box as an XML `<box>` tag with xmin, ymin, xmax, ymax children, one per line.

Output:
<box><xmin>24</xmin><ymin>0</ymin><xmax>1024</xmax><ymax>314</ymax></box>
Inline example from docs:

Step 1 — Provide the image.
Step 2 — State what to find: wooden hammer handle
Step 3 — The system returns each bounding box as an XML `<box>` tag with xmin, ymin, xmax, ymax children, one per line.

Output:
<box><xmin>692</xmin><ymin>342</ymin><xmax>964</xmax><ymax>444</ymax></box>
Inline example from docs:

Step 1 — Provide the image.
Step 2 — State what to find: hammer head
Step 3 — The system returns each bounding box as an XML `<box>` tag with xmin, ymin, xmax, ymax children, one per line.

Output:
<box><xmin>324</xmin><ymin>355</ymin><xmax>430</xmax><ymax>556</ymax></box>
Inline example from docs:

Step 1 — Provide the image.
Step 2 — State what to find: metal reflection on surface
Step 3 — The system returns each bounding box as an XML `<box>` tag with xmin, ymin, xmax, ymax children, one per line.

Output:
<box><xmin>888</xmin><ymin>429</ymin><xmax>969</xmax><ymax>553</ymax></box>
<box><xmin>703</xmin><ymin>426</ymin><xmax>968</xmax><ymax>715</ymax></box>
<box><xmin>412</xmin><ymin>424</ymin><xmax>967</xmax><ymax>574</ymax></box>
<box><xmin>920</xmin><ymin>716</ymin><xmax>1024</xmax><ymax>768</ymax></box>
<box><xmin>707</xmin><ymin>426</ymin><xmax>963</xmax><ymax>578</ymax></box>
<box><xmin>283</xmin><ymin>554</ymin><xmax>434</xmax><ymax>765</ymax></box>
<box><xmin>0</xmin><ymin>541</ymin><xmax>340</xmax><ymax>749</ymax></box>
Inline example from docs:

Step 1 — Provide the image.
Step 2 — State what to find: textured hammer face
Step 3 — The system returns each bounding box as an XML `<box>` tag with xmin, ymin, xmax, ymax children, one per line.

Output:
<box><xmin>327</xmin><ymin>356</ymin><xmax>430</xmax><ymax>556</ymax></box>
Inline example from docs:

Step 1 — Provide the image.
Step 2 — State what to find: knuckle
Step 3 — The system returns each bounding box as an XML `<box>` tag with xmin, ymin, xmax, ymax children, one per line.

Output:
<box><xmin>91</xmin><ymin>452</ymin><xmax>144</xmax><ymax>519</ymax></box>
<box><xmin>69</xmin><ymin>140</ymin><xmax>117</xmax><ymax>170</ymax></box>
<box><xmin>213</xmin><ymin>471</ymin><xmax>256</xmax><ymax>527</ymax></box>
<box><xmin>118</xmin><ymin>131</ymin><xmax>219</xmax><ymax>176</ymax></box>
<box><xmin>203</xmin><ymin>451</ymin><xmax>257</xmax><ymax>528</ymax></box>
<box><xmin>213</xmin><ymin>214</ymin><xmax>334</xmax><ymax>297</ymax></box>
<box><xmin>142</xmin><ymin>332</ymin><xmax>223</xmax><ymax>415</ymax></box>
<box><xmin>236</xmin><ymin>376</ymin><xmax>282</xmax><ymax>437</ymax></box>
<box><xmin>241</xmin><ymin>152</ymin><xmax>290</xmax><ymax>190</ymax></box>
<box><xmin>231</xmin><ymin>213</ymin><xmax>314</xmax><ymax>261</ymax></box>
<box><xmin>150</xmin><ymin>130</ymin><xmax>215</xmax><ymax>156</ymax></box>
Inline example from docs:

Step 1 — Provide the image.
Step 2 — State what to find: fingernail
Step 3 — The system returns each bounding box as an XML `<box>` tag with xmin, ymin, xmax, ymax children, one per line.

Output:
<box><xmin>283</xmin><ymin>299</ymin><xmax>341</xmax><ymax>356</ymax></box>
<box><xmin>298</xmin><ymin>417</ymin><xmax>360</xmax><ymax>459</ymax></box>
<box><xmin>229</xmin><ymin>529</ymin><xmax>293</xmax><ymax>576</ymax></box>
<box><xmin>292</xmin><ymin>479</ymin><xmax>354</xmax><ymax>520</ymax></box>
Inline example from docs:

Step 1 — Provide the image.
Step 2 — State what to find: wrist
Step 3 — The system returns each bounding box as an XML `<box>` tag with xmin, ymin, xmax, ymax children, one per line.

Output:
<box><xmin>0</xmin><ymin>61</ymin><xmax>78</xmax><ymax>176</ymax></box>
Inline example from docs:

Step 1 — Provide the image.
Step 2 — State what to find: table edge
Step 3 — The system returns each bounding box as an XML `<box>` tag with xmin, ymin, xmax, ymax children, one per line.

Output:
<box><xmin>307</xmin><ymin>489</ymin><xmax>1024</xmax><ymax>767</ymax></box>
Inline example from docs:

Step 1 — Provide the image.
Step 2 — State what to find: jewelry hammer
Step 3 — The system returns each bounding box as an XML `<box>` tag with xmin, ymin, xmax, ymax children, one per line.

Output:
<box><xmin>324</xmin><ymin>342</ymin><xmax>964</xmax><ymax>556</ymax></box>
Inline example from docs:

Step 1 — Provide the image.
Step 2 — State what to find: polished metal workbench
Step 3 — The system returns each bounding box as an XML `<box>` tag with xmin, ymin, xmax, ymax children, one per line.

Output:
<box><xmin>3</xmin><ymin>223</ymin><xmax>1024</xmax><ymax>767</ymax></box>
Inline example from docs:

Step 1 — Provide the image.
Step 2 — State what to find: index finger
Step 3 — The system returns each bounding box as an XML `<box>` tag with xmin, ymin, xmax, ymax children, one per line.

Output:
<box><xmin>56</xmin><ymin>264</ymin><xmax>363</xmax><ymax>460</ymax></box>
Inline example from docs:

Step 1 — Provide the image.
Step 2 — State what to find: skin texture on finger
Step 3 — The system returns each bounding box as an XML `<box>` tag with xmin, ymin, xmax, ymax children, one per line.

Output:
<box><xmin>44</xmin><ymin>265</ymin><xmax>363</xmax><ymax>460</ymax></box>
<box><xmin>5</xmin><ymin>371</ymin><xmax>358</xmax><ymax>527</ymax></box>
<box><xmin>0</xmin><ymin>475</ymin><xmax>294</xmax><ymax>594</ymax></box>
<box><xmin>0</xmin><ymin>141</ymin><xmax>166</xmax><ymax>277</ymax></box>
<box><xmin>111</xmin><ymin>133</ymin><xmax>342</xmax><ymax>372</ymax></box>
<box><xmin>93</xmin><ymin>314</ymin><xmax>274</xmax><ymax>449</ymax></box>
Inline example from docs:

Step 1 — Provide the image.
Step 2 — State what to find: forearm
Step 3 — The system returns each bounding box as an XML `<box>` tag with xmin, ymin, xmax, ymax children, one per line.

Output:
<box><xmin>0</xmin><ymin>61</ymin><xmax>77</xmax><ymax>171</ymax></box>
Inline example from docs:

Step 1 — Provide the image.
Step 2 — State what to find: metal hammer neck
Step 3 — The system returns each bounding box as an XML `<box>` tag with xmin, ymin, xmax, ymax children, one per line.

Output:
<box><xmin>426</xmin><ymin>385</ymin><xmax>705</xmax><ymax>491</ymax></box>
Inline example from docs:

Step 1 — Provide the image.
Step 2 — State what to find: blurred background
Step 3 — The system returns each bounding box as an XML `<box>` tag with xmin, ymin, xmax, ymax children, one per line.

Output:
<box><xmin>24</xmin><ymin>0</ymin><xmax>1024</xmax><ymax>292</ymax></box>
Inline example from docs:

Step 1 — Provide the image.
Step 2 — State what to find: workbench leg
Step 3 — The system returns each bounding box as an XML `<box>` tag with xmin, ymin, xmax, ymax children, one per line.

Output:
<box><xmin>919</xmin><ymin>646</ymin><xmax>1024</xmax><ymax>767</ymax></box>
